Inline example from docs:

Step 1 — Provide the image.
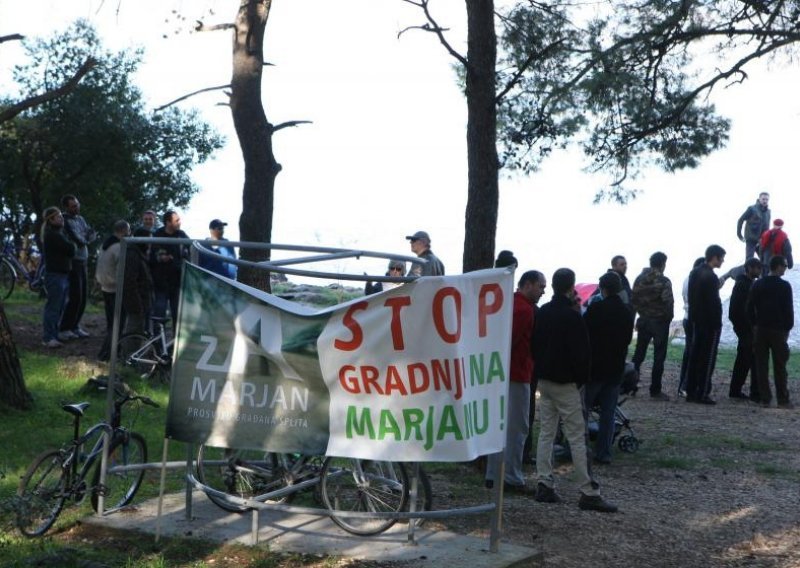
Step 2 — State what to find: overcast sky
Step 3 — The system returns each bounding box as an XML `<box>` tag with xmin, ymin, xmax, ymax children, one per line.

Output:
<box><xmin>2</xmin><ymin>0</ymin><xmax>799</xmax><ymax>307</ymax></box>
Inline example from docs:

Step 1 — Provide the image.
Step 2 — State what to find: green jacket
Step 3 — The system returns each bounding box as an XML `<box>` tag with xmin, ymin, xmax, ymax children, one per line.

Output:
<box><xmin>632</xmin><ymin>267</ymin><xmax>674</xmax><ymax>321</ymax></box>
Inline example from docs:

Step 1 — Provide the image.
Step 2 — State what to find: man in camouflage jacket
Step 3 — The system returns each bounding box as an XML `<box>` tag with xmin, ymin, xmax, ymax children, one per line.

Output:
<box><xmin>631</xmin><ymin>252</ymin><xmax>675</xmax><ymax>400</ymax></box>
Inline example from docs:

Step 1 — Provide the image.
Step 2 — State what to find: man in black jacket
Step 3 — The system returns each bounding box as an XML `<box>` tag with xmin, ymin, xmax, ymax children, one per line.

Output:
<box><xmin>532</xmin><ymin>268</ymin><xmax>617</xmax><ymax>513</ymax></box>
<box><xmin>150</xmin><ymin>210</ymin><xmax>189</xmax><ymax>332</ymax></box>
<box><xmin>686</xmin><ymin>245</ymin><xmax>726</xmax><ymax>404</ymax></box>
<box><xmin>584</xmin><ymin>272</ymin><xmax>634</xmax><ymax>465</ymax></box>
<box><xmin>728</xmin><ymin>257</ymin><xmax>762</xmax><ymax>400</ymax></box>
<box><xmin>747</xmin><ymin>255</ymin><xmax>794</xmax><ymax>408</ymax></box>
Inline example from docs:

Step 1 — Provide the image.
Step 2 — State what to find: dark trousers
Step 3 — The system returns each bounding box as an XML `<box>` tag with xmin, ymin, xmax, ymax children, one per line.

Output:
<box><xmin>153</xmin><ymin>286</ymin><xmax>180</xmax><ymax>332</ymax></box>
<box><xmin>98</xmin><ymin>291</ymin><xmax>126</xmax><ymax>361</ymax></box>
<box><xmin>522</xmin><ymin>377</ymin><xmax>538</xmax><ymax>464</ymax></box>
<box><xmin>753</xmin><ymin>327</ymin><xmax>791</xmax><ymax>405</ymax></box>
<box><xmin>60</xmin><ymin>260</ymin><xmax>87</xmax><ymax>332</ymax></box>
<box><xmin>686</xmin><ymin>324</ymin><xmax>721</xmax><ymax>401</ymax></box>
<box><xmin>632</xmin><ymin>316</ymin><xmax>670</xmax><ymax>395</ymax></box>
<box><xmin>584</xmin><ymin>379</ymin><xmax>621</xmax><ymax>463</ymax></box>
<box><xmin>730</xmin><ymin>325</ymin><xmax>758</xmax><ymax>398</ymax></box>
<box><xmin>678</xmin><ymin>318</ymin><xmax>693</xmax><ymax>393</ymax></box>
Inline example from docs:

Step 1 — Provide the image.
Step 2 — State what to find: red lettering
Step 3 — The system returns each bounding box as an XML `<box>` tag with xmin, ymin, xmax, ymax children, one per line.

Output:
<box><xmin>338</xmin><ymin>365</ymin><xmax>360</xmax><ymax>393</ymax></box>
<box><xmin>478</xmin><ymin>283</ymin><xmax>503</xmax><ymax>337</ymax></box>
<box><xmin>432</xmin><ymin>287</ymin><xmax>461</xmax><ymax>344</ymax></box>
<box><xmin>360</xmin><ymin>365</ymin><xmax>383</xmax><ymax>394</ymax></box>
<box><xmin>384</xmin><ymin>296</ymin><xmax>412</xmax><ymax>350</ymax></box>
<box><xmin>334</xmin><ymin>301</ymin><xmax>368</xmax><ymax>351</ymax></box>
<box><xmin>384</xmin><ymin>365</ymin><xmax>409</xmax><ymax>395</ymax></box>
<box><xmin>408</xmin><ymin>363</ymin><xmax>430</xmax><ymax>394</ymax></box>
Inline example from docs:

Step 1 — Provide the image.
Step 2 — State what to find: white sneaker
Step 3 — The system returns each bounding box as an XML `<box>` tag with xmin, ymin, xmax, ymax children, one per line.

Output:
<box><xmin>73</xmin><ymin>328</ymin><xmax>91</xmax><ymax>338</ymax></box>
<box><xmin>42</xmin><ymin>339</ymin><xmax>63</xmax><ymax>348</ymax></box>
<box><xmin>58</xmin><ymin>331</ymin><xmax>77</xmax><ymax>341</ymax></box>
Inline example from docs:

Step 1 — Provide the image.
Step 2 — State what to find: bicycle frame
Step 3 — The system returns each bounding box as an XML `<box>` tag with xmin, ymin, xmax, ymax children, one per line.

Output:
<box><xmin>2</xmin><ymin>240</ymin><xmax>45</xmax><ymax>289</ymax></box>
<box><xmin>62</xmin><ymin>421</ymin><xmax>116</xmax><ymax>499</ymax></box>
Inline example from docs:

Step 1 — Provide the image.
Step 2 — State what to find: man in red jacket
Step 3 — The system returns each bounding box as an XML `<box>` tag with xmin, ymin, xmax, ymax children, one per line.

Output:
<box><xmin>485</xmin><ymin>269</ymin><xmax>546</xmax><ymax>495</ymax></box>
<box><xmin>758</xmin><ymin>219</ymin><xmax>793</xmax><ymax>277</ymax></box>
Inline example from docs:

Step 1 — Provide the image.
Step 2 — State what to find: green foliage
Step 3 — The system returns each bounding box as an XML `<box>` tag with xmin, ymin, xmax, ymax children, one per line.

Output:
<box><xmin>0</xmin><ymin>19</ymin><xmax>223</xmax><ymax>239</ymax></box>
<box><xmin>495</xmin><ymin>0</ymin><xmax>800</xmax><ymax>200</ymax></box>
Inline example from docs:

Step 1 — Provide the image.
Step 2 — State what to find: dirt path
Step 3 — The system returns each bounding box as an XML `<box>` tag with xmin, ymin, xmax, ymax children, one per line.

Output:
<box><xmin>423</xmin><ymin>359</ymin><xmax>800</xmax><ymax>567</ymax></box>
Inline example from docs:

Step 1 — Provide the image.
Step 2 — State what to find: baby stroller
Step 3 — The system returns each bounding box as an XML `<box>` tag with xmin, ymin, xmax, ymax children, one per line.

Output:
<box><xmin>586</xmin><ymin>396</ymin><xmax>639</xmax><ymax>453</ymax></box>
<box><xmin>553</xmin><ymin>363</ymin><xmax>640</xmax><ymax>458</ymax></box>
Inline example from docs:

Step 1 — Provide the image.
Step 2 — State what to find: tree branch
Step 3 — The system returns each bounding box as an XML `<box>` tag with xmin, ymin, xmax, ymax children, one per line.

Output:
<box><xmin>271</xmin><ymin>120</ymin><xmax>313</xmax><ymax>133</ymax></box>
<box><xmin>399</xmin><ymin>0</ymin><xmax>467</xmax><ymax>67</ymax></box>
<box><xmin>0</xmin><ymin>33</ymin><xmax>24</xmax><ymax>44</ymax></box>
<box><xmin>195</xmin><ymin>20</ymin><xmax>236</xmax><ymax>32</ymax></box>
<box><xmin>154</xmin><ymin>84</ymin><xmax>232</xmax><ymax>111</ymax></box>
<box><xmin>0</xmin><ymin>57</ymin><xmax>97</xmax><ymax>124</ymax></box>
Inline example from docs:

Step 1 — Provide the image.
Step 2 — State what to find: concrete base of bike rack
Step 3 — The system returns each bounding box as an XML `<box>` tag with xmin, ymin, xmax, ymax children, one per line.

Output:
<box><xmin>83</xmin><ymin>490</ymin><xmax>542</xmax><ymax>567</ymax></box>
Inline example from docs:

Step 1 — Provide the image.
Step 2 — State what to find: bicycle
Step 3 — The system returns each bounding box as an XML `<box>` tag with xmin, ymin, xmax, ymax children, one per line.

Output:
<box><xmin>16</xmin><ymin>386</ymin><xmax>159</xmax><ymax>537</ymax></box>
<box><xmin>195</xmin><ymin>448</ymin><xmax>326</xmax><ymax>512</ymax></box>
<box><xmin>117</xmin><ymin>316</ymin><xmax>173</xmax><ymax>383</ymax></box>
<box><xmin>195</xmin><ymin>445</ymin><xmax>432</xmax><ymax>536</ymax></box>
<box><xmin>1</xmin><ymin>235</ymin><xmax>45</xmax><ymax>300</ymax></box>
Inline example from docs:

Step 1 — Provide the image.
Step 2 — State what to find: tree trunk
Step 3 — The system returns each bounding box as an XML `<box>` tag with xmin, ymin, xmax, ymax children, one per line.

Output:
<box><xmin>231</xmin><ymin>0</ymin><xmax>277</xmax><ymax>291</ymax></box>
<box><xmin>0</xmin><ymin>300</ymin><xmax>33</xmax><ymax>410</ymax></box>
<box><xmin>462</xmin><ymin>1</ymin><xmax>498</xmax><ymax>273</ymax></box>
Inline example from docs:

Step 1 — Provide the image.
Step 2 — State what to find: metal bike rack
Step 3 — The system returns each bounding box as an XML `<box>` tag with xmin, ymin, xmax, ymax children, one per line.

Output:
<box><xmin>100</xmin><ymin>237</ymin><xmax>505</xmax><ymax>552</ymax></box>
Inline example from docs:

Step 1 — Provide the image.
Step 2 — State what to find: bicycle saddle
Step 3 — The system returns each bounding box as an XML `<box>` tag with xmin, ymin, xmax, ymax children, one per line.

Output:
<box><xmin>62</xmin><ymin>402</ymin><xmax>90</xmax><ymax>417</ymax></box>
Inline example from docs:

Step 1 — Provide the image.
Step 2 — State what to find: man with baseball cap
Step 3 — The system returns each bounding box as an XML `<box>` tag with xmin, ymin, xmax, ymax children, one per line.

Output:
<box><xmin>405</xmin><ymin>230</ymin><xmax>445</xmax><ymax>277</ymax></box>
<box><xmin>199</xmin><ymin>219</ymin><xmax>237</xmax><ymax>279</ymax></box>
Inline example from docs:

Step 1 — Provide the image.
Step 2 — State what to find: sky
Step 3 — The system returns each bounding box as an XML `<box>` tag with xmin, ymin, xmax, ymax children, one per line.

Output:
<box><xmin>2</xmin><ymin>0</ymin><xmax>799</xmax><ymax>309</ymax></box>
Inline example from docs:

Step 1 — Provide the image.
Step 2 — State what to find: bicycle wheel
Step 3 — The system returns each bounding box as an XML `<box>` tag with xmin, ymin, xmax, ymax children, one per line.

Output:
<box><xmin>406</xmin><ymin>465</ymin><xmax>433</xmax><ymax>528</ymax></box>
<box><xmin>320</xmin><ymin>458</ymin><xmax>409</xmax><ymax>536</ymax></box>
<box><xmin>196</xmin><ymin>446</ymin><xmax>293</xmax><ymax>513</ymax></box>
<box><xmin>91</xmin><ymin>431</ymin><xmax>147</xmax><ymax>512</ymax></box>
<box><xmin>17</xmin><ymin>450</ymin><xmax>68</xmax><ymax>537</ymax></box>
<box><xmin>117</xmin><ymin>334</ymin><xmax>158</xmax><ymax>379</ymax></box>
<box><xmin>0</xmin><ymin>258</ymin><xmax>16</xmax><ymax>300</ymax></box>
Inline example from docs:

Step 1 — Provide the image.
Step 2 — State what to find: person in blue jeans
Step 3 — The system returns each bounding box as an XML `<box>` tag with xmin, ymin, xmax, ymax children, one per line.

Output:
<box><xmin>40</xmin><ymin>206</ymin><xmax>76</xmax><ymax>347</ymax></box>
<box><xmin>583</xmin><ymin>272</ymin><xmax>634</xmax><ymax>465</ymax></box>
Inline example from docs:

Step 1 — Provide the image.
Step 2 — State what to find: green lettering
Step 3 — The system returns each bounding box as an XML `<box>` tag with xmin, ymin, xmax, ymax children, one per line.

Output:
<box><xmin>487</xmin><ymin>351</ymin><xmax>505</xmax><ymax>382</ymax></box>
<box><xmin>436</xmin><ymin>405</ymin><xmax>464</xmax><ymax>441</ymax></box>
<box><xmin>378</xmin><ymin>409</ymin><xmax>402</xmax><ymax>440</ymax></box>
<box><xmin>469</xmin><ymin>353</ymin><xmax>485</xmax><ymax>386</ymax></box>
<box><xmin>345</xmin><ymin>406</ymin><xmax>375</xmax><ymax>439</ymax></box>
<box><xmin>473</xmin><ymin>399</ymin><xmax>489</xmax><ymax>434</ymax></box>
<box><xmin>402</xmin><ymin>408</ymin><xmax>425</xmax><ymax>441</ymax></box>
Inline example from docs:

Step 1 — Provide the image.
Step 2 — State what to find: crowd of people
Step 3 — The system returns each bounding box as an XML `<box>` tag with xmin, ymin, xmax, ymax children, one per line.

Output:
<box><xmin>38</xmin><ymin>196</ymin><xmax>238</xmax><ymax>358</ymax></box>
<box><xmin>34</xmin><ymin>203</ymin><xmax>793</xmax><ymax>515</ymax></box>
<box><xmin>483</xmin><ymin>191</ymin><xmax>794</xmax><ymax>514</ymax></box>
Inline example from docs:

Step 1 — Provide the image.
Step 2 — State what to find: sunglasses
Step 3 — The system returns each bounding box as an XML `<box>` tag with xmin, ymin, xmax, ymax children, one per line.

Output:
<box><xmin>390</xmin><ymin>266</ymin><xmax>404</xmax><ymax>271</ymax></box>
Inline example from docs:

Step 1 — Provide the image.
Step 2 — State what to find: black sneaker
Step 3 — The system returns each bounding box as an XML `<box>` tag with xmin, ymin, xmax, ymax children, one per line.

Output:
<box><xmin>504</xmin><ymin>483</ymin><xmax>536</xmax><ymax>496</ymax></box>
<box><xmin>650</xmin><ymin>392</ymin><xmax>670</xmax><ymax>401</ymax></box>
<box><xmin>777</xmin><ymin>401</ymin><xmax>795</xmax><ymax>410</ymax></box>
<box><xmin>534</xmin><ymin>483</ymin><xmax>561</xmax><ymax>503</ymax></box>
<box><xmin>729</xmin><ymin>392</ymin><xmax>749</xmax><ymax>400</ymax></box>
<box><xmin>699</xmin><ymin>397</ymin><xmax>717</xmax><ymax>405</ymax></box>
<box><xmin>578</xmin><ymin>494</ymin><xmax>618</xmax><ymax>513</ymax></box>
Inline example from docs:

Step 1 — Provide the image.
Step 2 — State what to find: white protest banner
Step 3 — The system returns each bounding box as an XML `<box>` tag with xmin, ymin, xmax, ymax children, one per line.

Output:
<box><xmin>166</xmin><ymin>264</ymin><xmax>513</xmax><ymax>462</ymax></box>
